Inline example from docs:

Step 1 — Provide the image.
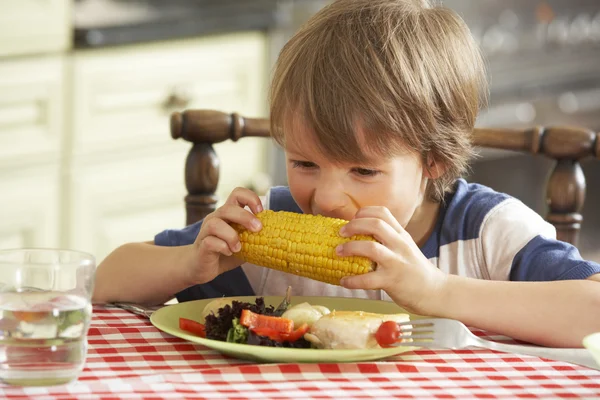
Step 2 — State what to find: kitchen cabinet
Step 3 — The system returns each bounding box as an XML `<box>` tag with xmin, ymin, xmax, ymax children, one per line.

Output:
<box><xmin>67</xmin><ymin>32</ymin><xmax>269</xmax><ymax>261</ymax></box>
<box><xmin>0</xmin><ymin>31</ymin><xmax>269</xmax><ymax>263</ymax></box>
<box><xmin>70</xmin><ymin>33</ymin><xmax>267</xmax><ymax>157</ymax></box>
<box><xmin>0</xmin><ymin>166</ymin><xmax>60</xmax><ymax>251</ymax></box>
<box><xmin>0</xmin><ymin>56</ymin><xmax>64</xmax><ymax>250</ymax></box>
<box><xmin>0</xmin><ymin>56</ymin><xmax>66</xmax><ymax>168</ymax></box>
<box><xmin>67</xmin><ymin>151</ymin><xmax>188</xmax><ymax>261</ymax></box>
<box><xmin>0</xmin><ymin>0</ymin><xmax>71</xmax><ymax>57</ymax></box>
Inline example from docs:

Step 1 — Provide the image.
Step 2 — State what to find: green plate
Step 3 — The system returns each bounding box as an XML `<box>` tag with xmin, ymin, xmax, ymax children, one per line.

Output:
<box><xmin>150</xmin><ymin>295</ymin><xmax>422</xmax><ymax>363</ymax></box>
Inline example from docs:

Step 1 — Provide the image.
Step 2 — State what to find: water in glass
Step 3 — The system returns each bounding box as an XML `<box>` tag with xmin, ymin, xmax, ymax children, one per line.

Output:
<box><xmin>0</xmin><ymin>249</ymin><xmax>95</xmax><ymax>386</ymax></box>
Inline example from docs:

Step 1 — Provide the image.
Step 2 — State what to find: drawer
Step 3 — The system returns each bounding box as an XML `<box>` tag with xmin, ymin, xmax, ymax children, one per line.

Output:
<box><xmin>0</xmin><ymin>0</ymin><xmax>70</xmax><ymax>57</ymax></box>
<box><xmin>0</xmin><ymin>166</ymin><xmax>60</xmax><ymax>249</ymax></box>
<box><xmin>71</xmin><ymin>32</ymin><xmax>268</xmax><ymax>159</ymax></box>
<box><xmin>0</xmin><ymin>56</ymin><xmax>65</xmax><ymax>167</ymax></box>
<box><xmin>68</xmin><ymin>150</ymin><xmax>189</xmax><ymax>262</ymax></box>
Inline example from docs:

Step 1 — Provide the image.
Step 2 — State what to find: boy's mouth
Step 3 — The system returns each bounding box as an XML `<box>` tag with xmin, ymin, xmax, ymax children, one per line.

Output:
<box><xmin>312</xmin><ymin>210</ymin><xmax>352</xmax><ymax>221</ymax></box>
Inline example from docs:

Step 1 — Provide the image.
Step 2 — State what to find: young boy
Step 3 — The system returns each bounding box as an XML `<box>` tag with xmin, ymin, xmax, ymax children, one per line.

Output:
<box><xmin>93</xmin><ymin>0</ymin><xmax>600</xmax><ymax>348</ymax></box>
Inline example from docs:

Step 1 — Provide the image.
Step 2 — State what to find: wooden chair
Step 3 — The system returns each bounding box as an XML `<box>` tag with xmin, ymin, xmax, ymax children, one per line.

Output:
<box><xmin>170</xmin><ymin>109</ymin><xmax>599</xmax><ymax>247</ymax></box>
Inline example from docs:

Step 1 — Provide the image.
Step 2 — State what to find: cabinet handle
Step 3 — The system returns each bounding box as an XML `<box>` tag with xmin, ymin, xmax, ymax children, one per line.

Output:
<box><xmin>162</xmin><ymin>91</ymin><xmax>192</xmax><ymax>111</ymax></box>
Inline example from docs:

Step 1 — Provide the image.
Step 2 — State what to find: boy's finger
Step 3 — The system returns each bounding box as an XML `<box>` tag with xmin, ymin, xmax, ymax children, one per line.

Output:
<box><xmin>353</xmin><ymin>206</ymin><xmax>403</xmax><ymax>233</ymax></box>
<box><xmin>202</xmin><ymin>217</ymin><xmax>244</xmax><ymax>253</ymax></box>
<box><xmin>214</xmin><ymin>204</ymin><xmax>262</xmax><ymax>233</ymax></box>
<box><xmin>340</xmin><ymin>218</ymin><xmax>406</xmax><ymax>250</ymax></box>
<box><xmin>336</xmin><ymin>240</ymin><xmax>397</xmax><ymax>271</ymax></box>
<box><xmin>339</xmin><ymin>271</ymin><xmax>383</xmax><ymax>290</ymax></box>
<box><xmin>202</xmin><ymin>235</ymin><xmax>234</xmax><ymax>257</ymax></box>
<box><xmin>225</xmin><ymin>187</ymin><xmax>264</xmax><ymax>214</ymax></box>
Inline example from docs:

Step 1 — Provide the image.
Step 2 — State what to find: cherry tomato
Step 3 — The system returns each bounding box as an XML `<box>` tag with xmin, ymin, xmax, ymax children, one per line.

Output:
<box><xmin>375</xmin><ymin>320</ymin><xmax>401</xmax><ymax>347</ymax></box>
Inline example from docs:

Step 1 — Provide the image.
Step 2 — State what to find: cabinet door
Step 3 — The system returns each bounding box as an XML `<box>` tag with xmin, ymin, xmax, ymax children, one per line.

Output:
<box><xmin>0</xmin><ymin>56</ymin><xmax>65</xmax><ymax>167</ymax></box>
<box><xmin>68</xmin><ymin>151</ymin><xmax>187</xmax><ymax>263</ymax></box>
<box><xmin>0</xmin><ymin>0</ymin><xmax>70</xmax><ymax>57</ymax></box>
<box><xmin>67</xmin><ymin>33</ymin><xmax>270</xmax><ymax>261</ymax></box>
<box><xmin>0</xmin><ymin>168</ymin><xmax>59</xmax><ymax>250</ymax></box>
<box><xmin>71</xmin><ymin>32</ymin><xmax>267</xmax><ymax>156</ymax></box>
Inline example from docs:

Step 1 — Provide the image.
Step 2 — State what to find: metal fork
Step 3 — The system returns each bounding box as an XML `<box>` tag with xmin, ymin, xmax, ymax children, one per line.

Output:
<box><xmin>107</xmin><ymin>302</ymin><xmax>161</xmax><ymax>318</ymax></box>
<box><xmin>396</xmin><ymin>318</ymin><xmax>599</xmax><ymax>370</ymax></box>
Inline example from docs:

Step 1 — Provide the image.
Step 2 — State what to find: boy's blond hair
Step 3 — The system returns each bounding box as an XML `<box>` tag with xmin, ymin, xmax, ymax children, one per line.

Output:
<box><xmin>269</xmin><ymin>0</ymin><xmax>488</xmax><ymax>202</ymax></box>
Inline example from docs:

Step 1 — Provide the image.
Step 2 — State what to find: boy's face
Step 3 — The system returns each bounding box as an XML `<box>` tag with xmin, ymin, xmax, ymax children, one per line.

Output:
<box><xmin>283</xmin><ymin>120</ymin><xmax>430</xmax><ymax>228</ymax></box>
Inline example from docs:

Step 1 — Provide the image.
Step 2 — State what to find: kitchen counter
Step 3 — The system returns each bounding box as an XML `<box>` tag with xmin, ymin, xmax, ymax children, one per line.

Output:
<box><xmin>73</xmin><ymin>0</ymin><xmax>281</xmax><ymax>48</ymax></box>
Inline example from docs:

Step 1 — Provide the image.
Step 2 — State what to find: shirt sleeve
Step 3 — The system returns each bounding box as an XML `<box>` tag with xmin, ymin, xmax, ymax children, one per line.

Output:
<box><xmin>480</xmin><ymin>199</ymin><xmax>600</xmax><ymax>281</ymax></box>
<box><xmin>510</xmin><ymin>235</ymin><xmax>600</xmax><ymax>281</ymax></box>
<box><xmin>154</xmin><ymin>220</ymin><xmax>202</xmax><ymax>246</ymax></box>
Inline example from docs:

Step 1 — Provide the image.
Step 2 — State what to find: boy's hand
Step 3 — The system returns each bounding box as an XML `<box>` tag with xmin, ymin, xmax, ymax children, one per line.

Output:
<box><xmin>337</xmin><ymin>206</ymin><xmax>447</xmax><ymax>315</ymax></box>
<box><xmin>189</xmin><ymin>187</ymin><xmax>263</xmax><ymax>284</ymax></box>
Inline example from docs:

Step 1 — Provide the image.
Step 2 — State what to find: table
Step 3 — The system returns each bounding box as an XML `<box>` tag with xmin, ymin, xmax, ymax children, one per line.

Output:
<box><xmin>2</xmin><ymin>305</ymin><xmax>599</xmax><ymax>399</ymax></box>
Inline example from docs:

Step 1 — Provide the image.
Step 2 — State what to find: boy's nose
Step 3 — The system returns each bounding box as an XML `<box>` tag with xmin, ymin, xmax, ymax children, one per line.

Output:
<box><xmin>312</xmin><ymin>184</ymin><xmax>347</xmax><ymax>218</ymax></box>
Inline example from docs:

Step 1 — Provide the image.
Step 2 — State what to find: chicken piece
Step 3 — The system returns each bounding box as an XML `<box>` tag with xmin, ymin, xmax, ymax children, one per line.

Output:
<box><xmin>304</xmin><ymin>310</ymin><xmax>410</xmax><ymax>349</ymax></box>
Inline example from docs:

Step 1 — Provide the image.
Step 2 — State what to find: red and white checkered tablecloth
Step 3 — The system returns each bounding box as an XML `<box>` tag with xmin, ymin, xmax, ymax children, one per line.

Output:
<box><xmin>2</xmin><ymin>305</ymin><xmax>599</xmax><ymax>399</ymax></box>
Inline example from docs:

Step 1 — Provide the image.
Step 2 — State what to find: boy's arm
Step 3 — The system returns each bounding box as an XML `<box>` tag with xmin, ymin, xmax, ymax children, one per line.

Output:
<box><xmin>92</xmin><ymin>241</ymin><xmax>197</xmax><ymax>306</ymax></box>
<box><xmin>92</xmin><ymin>241</ymin><xmax>243</xmax><ymax>306</ymax></box>
<box><xmin>429</xmin><ymin>273</ymin><xmax>600</xmax><ymax>347</ymax></box>
<box><xmin>438</xmin><ymin>200</ymin><xmax>600</xmax><ymax>347</ymax></box>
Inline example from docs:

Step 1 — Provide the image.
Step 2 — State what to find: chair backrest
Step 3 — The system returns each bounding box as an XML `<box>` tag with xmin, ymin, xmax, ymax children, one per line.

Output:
<box><xmin>170</xmin><ymin>109</ymin><xmax>599</xmax><ymax>247</ymax></box>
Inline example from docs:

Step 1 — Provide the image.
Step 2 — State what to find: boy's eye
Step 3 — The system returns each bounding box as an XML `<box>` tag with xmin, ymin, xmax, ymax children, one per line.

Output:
<box><xmin>291</xmin><ymin>160</ymin><xmax>318</xmax><ymax>169</ymax></box>
<box><xmin>353</xmin><ymin>167</ymin><xmax>381</xmax><ymax>177</ymax></box>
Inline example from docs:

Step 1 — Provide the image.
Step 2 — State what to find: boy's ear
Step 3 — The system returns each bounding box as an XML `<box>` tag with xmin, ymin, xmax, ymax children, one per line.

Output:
<box><xmin>423</xmin><ymin>154</ymin><xmax>446</xmax><ymax>180</ymax></box>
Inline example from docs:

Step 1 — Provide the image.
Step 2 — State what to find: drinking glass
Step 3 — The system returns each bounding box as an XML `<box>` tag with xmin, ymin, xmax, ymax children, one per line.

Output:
<box><xmin>0</xmin><ymin>248</ymin><xmax>95</xmax><ymax>386</ymax></box>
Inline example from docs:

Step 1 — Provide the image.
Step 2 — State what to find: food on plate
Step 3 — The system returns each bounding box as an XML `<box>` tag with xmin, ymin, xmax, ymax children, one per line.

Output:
<box><xmin>178</xmin><ymin>289</ymin><xmax>410</xmax><ymax>350</ymax></box>
<box><xmin>304</xmin><ymin>310</ymin><xmax>410</xmax><ymax>349</ymax></box>
<box><xmin>179</xmin><ymin>317</ymin><xmax>206</xmax><ymax>338</ymax></box>
<box><xmin>201</xmin><ymin>297</ymin><xmax>312</xmax><ymax>348</ymax></box>
<box><xmin>375</xmin><ymin>320</ymin><xmax>402</xmax><ymax>347</ymax></box>
<box><xmin>240</xmin><ymin>309</ymin><xmax>294</xmax><ymax>332</ymax></box>
<box><xmin>281</xmin><ymin>302</ymin><xmax>330</xmax><ymax>328</ymax></box>
<box><xmin>232</xmin><ymin>210</ymin><xmax>377</xmax><ymax>285</ymax></box>
<box><xmin>200</xmin><ymin>297</ymin><xmax>240</xmax><ymax>321</ymax></box>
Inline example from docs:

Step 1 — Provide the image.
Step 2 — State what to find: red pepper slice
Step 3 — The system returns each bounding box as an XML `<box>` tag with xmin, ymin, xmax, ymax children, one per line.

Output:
<box><xmin>251</xmin><ymin>327</ymin><xmax>285</xmax><ymax>342</ymax></box>
<box><xmin>252</xmin><ymin>323</ymin><xmax>310</xmax><ymax>343</ymax></box>
<box><xmin>240</xmin><ymin>309</ymin><xmax>294</xmax><ymax>333</ymax></box>
<box><xmin>280</xmin><ymin>323</ymin><xmax>309</xmax><ymax>342</ymax></box>
<box><xmin>179</xmin><ymin>317</ymin><xmax>206</xmax><ymax>338</ymax></box>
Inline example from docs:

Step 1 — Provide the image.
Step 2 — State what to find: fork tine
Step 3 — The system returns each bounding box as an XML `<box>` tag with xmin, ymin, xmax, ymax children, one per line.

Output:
<box><xmin>399</xmin><ymin>341</ymin><xmax>434</xmax><ymax>348</ymax></box>
<box><xmin>396</xmin><ymin>320</ymin><xmax>415</xmax><ymax>326</ymax></box>
<box><xmin>400</xmin><ymin>333</ymin><xmax>434</xmax><ymax>340</ymax></box>
<box><xmin>397</xmin><ymin>327</ymin><xmax>434</xmax><ymax>334</ymax></box>
<box><xmin>394</xmin><ymin>319</ymin><xmax>437</xmax><ymax>345</ymax></box>
<box><xmin>400</xmin><ymin>319</ymin><xmax>437</xmax><ymax>326</ymax></box>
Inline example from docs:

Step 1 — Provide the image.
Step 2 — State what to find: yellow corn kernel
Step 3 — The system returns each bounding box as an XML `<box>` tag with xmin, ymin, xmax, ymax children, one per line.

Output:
<box><xmin>233</xmin><ymin>210</ymin><xmax>376</xmax><ymax>285</ymax></box>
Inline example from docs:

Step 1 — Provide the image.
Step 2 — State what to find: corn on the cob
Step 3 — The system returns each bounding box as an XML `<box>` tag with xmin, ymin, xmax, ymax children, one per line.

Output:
<box><xmin>233</xmin><ymin>210</ymin><xmax>376</xmax><ymax>285</ymax></box>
